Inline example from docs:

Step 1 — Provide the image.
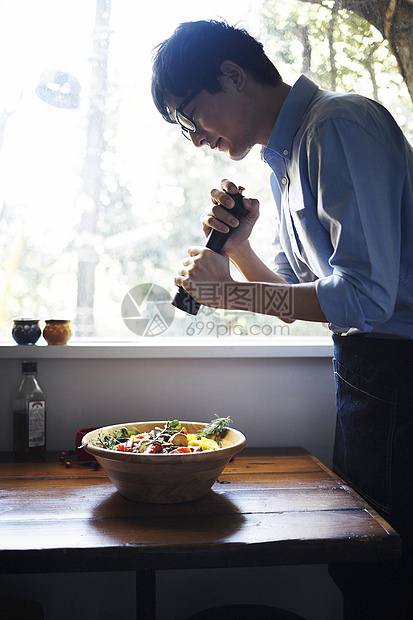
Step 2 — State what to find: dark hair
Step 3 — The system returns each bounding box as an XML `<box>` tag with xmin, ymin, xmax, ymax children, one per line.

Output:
<box><xmin>151</xmin><ymin>20</ymin><xmax>282</xmax><ymax>124</ymax></box>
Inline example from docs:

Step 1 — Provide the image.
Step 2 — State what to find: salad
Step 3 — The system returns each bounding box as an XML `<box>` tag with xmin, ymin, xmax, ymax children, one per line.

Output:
<box><xmin>89</xmin><ymin>416</ymin><xmax>231</xmax><ymax>455</ymax></box>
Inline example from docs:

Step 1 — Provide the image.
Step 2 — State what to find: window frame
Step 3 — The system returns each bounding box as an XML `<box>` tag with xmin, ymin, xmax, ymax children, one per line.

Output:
<box><xmin>0</xmin><ymin>337</ymin><xmax>333</xmax><ymax>360</ymax></box>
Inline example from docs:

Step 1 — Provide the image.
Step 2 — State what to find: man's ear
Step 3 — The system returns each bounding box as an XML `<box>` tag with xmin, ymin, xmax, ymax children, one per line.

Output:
<box><xmin>219</xmin><ymin>60</ymin><xmax>246</xmax><ymax>91</ymax></box>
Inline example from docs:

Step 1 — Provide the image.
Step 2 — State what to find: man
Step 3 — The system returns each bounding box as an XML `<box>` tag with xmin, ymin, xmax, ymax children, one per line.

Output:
<box><xmin>152</xmin><ymin>19</ymin><xmax>413</xmax><ymax>618</ymax></box>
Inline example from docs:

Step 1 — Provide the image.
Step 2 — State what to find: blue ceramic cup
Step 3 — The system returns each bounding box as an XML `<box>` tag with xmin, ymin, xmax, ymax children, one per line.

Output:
<box><xmin>12</xmin><ymin>319</ymin><xmax>41</xmax><ymax>345</ymax></box>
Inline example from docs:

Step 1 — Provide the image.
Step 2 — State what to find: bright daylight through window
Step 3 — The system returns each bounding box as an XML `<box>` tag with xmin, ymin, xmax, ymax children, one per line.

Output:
<box><xmin>0</xmin><ymin>0</ymin><xmax>412</xmax><ymax>342</ymax></box>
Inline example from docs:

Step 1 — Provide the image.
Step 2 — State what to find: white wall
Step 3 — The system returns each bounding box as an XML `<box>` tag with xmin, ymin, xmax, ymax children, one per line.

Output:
<box><xmin>0</xmin><ymin>343</ymin><xmax>337</xmax><ymax>464</ymax></box>
<box><xmin>0</xmin><ymin>342</ymin><xmax>343</xmax><ymax>620</ymax></box>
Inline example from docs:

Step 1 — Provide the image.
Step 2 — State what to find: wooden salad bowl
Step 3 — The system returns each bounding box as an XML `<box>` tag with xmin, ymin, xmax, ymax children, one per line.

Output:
<box><xmin>83</xmin><ymin>421</ymin><xmax>246</xmax><ymax>503</ymax></box>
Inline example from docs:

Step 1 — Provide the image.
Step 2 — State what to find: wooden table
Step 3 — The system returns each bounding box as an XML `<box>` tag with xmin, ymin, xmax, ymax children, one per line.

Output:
<box><xmin>0</xmin><ymin>448</ymin><xmax>401</xmax><ymax>618</ymax></box>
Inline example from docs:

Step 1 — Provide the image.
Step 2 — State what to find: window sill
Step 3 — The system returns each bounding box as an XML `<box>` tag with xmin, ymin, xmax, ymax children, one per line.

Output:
<box><xmin>0</xmin><ymin>337</ymin><xmax>333</xmax><ymax>359</ymax></box>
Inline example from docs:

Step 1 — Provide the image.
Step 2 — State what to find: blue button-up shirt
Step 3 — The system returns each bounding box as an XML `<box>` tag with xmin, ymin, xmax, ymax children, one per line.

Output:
<box><xmin>262</xmin><ymin>75</ymin><xmax>413</xmax><ymax>338</ymax></box>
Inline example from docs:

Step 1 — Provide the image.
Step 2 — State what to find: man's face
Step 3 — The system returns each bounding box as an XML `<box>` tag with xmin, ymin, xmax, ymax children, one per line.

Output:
<box><xmin>171</xmin><ymin>72</ymin><xmax>257</xmax><ymax>161</ymax></box>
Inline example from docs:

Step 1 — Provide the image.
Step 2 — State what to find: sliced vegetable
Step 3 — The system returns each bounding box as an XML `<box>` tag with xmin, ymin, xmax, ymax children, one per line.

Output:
<box><xmin>144</xmin><ymin>443</ymin><xmax>163</xmax><ymax>454</ymax></box>
<box><xmin>170</xmin><ymin>432</ymin><xmax>188</xmax><ymax>447</ymax></box>
<box><xmin>90</xmin><ymin>417</ymin><xmax>232</xmax><ymax>454</ymax></box>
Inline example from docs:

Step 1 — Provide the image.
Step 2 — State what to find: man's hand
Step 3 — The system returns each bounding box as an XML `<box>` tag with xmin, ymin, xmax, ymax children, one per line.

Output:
<box><xmin>174</xmin><ymin>246</ymin><xmax>233</xmax><ymax>308</ymax></box>
<box><xmin>201</xmin><ymin>179</ymin><xmax>260</xmax><ymax>255</ymax></box>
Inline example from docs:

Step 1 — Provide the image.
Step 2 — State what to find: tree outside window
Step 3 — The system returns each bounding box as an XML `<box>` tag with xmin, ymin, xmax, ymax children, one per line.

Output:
<box><xmin>0</xmin><ymin>0</ymin><xmax>411</xmax><ymax>341</ymax></box>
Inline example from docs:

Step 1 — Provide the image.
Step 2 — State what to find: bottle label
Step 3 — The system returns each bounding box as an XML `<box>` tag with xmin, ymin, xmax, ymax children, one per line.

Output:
<box><xmin>28</xmin><ymin>400</ymin><xmax>46</xmax><ymax>447</ymax></box>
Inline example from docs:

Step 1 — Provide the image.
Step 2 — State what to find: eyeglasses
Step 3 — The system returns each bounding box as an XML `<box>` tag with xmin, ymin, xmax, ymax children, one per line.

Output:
<box><xmin>174</xmin><ymin>84</ymin><xmax>204</xmax><ymax>140</ymax></box>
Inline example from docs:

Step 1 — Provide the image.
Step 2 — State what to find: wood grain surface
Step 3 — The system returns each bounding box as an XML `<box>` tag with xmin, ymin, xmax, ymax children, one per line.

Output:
<box><xmin>0</xmin><ymin>448</ymin><xmax>401</xmax><ymax>574</ymax></box>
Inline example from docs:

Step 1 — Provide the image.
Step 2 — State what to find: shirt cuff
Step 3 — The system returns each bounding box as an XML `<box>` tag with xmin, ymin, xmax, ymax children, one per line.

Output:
<box><xmin>316</xmin><ymin>274</ymin><xmax>374</xmax><ymax>333</ymax></box>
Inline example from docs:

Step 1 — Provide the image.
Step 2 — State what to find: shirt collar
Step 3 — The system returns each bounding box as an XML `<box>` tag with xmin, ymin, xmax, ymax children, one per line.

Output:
<box><xmin>262</xmin><ymin>74</ymin><xmax>319</xmax><ymax>161</ymax></box>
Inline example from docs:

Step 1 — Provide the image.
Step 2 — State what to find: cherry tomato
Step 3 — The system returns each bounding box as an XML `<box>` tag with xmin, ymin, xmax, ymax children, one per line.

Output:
<box><xmin>144</xmin><ymin>443</ymin><xmax>163</xmax><ymax>454</ymax></box>
<box><xmin>170</xmin><ymin>447</ymin><xmax>192</xmax><ymax>454</ymax></box>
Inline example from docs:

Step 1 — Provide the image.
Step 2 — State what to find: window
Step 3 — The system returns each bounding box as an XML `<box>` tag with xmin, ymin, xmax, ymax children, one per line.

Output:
<box><xmin>1</xmin><ymin>0</ymin><xmax>411</xmax><ymax>342</ymax></box>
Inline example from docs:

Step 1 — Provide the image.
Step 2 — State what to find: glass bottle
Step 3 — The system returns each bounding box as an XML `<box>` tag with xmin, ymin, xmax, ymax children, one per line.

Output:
<box><xmin>13</xmin><ymin>361</ymin><xmax>46</xmax><ymax>460</ymax></box>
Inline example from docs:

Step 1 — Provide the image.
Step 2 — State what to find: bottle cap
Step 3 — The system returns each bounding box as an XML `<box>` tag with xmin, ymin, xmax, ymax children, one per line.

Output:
<box><xmin>22</xmin><ymin>361</ymin><xmax>37</xmax><ymax>374</ymax></box>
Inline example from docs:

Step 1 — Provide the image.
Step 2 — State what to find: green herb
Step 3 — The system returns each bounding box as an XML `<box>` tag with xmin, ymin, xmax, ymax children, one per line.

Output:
<box><xmin>90</xmin><ymin>427</ymin><xmax>129</xmax><ymax>450</ymax></box>
<box><xmin>168</xmin><ymin>420</ymin><xmax>182</xmax><ymax>432</ymax></box>
<box><xmin>91</xmin><ymin>417</ymin><xmax>231</xmax><ymax>451</ymax></box>
<box><xmin>196</xmin><ymin>416</ymin><xmax>231</xmax><ymax>441</ymax></box>
<box><xmin>149</xmin><ymin>420</ymin><xmax>182</xmax><ymax>444</ymax></box>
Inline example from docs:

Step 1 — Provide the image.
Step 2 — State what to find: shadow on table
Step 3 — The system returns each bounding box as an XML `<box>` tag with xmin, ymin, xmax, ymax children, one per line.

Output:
<box><xmin>90</xmin><ymin>487</ymin><xmax>246</xmax><ymax>545</ymax></box>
